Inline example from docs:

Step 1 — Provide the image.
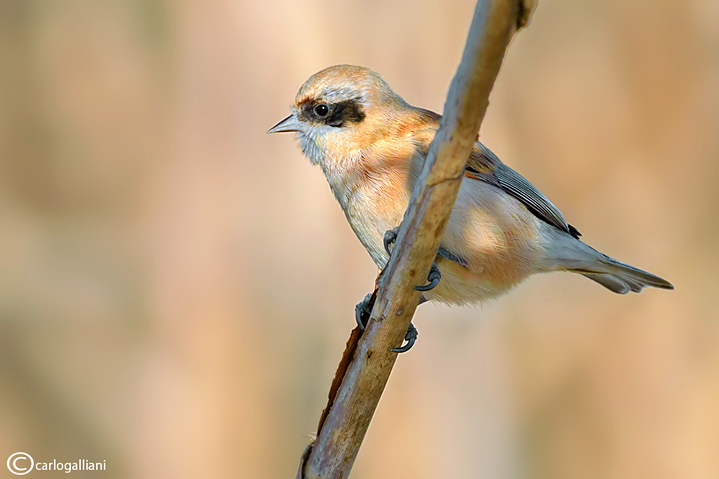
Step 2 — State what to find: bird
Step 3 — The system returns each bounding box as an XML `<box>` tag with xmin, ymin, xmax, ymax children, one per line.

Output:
<box><xmin>268</xmin><ymin>65</ymin><xmax>673</xmax><ymax>349</ymax></box>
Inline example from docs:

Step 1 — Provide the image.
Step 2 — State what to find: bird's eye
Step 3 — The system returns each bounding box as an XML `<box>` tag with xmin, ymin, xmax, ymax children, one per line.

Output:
<box><xmin>313</xmin><ymin>104</ymin><xmax>330</xmax><ymax>117</ymax></box>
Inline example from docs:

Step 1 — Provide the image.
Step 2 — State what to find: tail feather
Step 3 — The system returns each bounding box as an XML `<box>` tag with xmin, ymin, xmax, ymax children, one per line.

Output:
<box><xmin>543</xmin><ymin>226</ymin><xmax>674</xmax><ymax>294</ymax></box>
<box><xmin>581</xmin><ymin>271</ymin><xmax>660</xmax><ymax>294</ymax></box>
<box><xmin>579</xmin><ymin>256</ymin><xmax>674</xmax><ymax>294</ymax></box>
<box><xmin>582</xmin><ymin>273</ymin><xmax>634</xmax><ymax>294</ymax></box>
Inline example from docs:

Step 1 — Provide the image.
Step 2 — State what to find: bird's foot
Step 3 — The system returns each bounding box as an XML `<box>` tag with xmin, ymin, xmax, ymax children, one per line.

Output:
<box><xmin>356</xmin><ymin>292</ymin><xmax>425</xmax><ymax>352</ymax></box>
<box><xmin>414</xmin><ymin>262</ymin><xmax>441</xmax><ymax>291</ymax></box>
<box><xmin>383</xmin><ymin>227</ymin><xmax>400</xmax><ymax>255</ymax></box>
<box><xmin>355</xmin><ymin>292</ymin><xmax>375</xmax><ymax>331</ymax></box>
<box><xmin>391</xmin><ymin>323</ymin><xmax>419</xmax><ymax>353</ymax></box>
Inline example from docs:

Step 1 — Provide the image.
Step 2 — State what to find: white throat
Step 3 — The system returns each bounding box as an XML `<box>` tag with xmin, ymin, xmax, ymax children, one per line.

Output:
<box><xmin>296</xmin><ymin>128</ymin><xmax>364</xmax><ymax>209</ymax></box>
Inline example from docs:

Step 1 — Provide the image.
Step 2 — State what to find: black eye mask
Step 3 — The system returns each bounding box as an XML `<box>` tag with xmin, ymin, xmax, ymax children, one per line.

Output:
<box><xmin>299</xmin><ymin>99</ymin><xmax>366</xmax><ymax>127</ymax></box>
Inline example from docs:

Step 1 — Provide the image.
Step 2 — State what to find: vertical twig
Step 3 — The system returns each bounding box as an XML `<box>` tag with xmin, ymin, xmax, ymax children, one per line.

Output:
<box><xmin>299</xmin><ymin>1</ymin><xmax>537</xmax><ymax>478</ymax></box>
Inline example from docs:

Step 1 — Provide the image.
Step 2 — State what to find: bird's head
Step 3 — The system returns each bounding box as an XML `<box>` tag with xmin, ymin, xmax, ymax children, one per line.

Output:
<box><xmin>268</xmin><ymin>65</ymin><xmax>409</xmax><ymax>165</ymax></box>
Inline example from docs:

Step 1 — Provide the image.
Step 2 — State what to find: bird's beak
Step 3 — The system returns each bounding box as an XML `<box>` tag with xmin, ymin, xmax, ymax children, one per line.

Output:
<box><xmin>267</xmin><ymin>113</ymin><xmax>302</xmax><ymax>134</ymax></box>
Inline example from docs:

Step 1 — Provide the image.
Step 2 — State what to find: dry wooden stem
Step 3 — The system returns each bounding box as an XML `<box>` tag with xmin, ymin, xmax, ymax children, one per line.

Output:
<box><xmin>299</xmin><ymin>1</ymin><xmax>536</xmax><ymax>478</ymax></box>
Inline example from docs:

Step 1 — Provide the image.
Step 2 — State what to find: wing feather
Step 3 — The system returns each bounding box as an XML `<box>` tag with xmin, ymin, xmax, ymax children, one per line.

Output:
<box><xmin>468</xmin><ymin>143</ymin><xmax>581</xmax><ymax>238</ymax></box>
<box><xmin>407</xmin><ymin>109</ymin><xmax>581</xmax><ymax>239</ymax></box>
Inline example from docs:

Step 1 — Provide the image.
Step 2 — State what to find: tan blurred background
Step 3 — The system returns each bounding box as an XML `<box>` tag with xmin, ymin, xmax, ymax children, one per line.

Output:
<box><xmin>0</xmin><ymin>0</ymin><xmax>717</xmax><ymax>478</ymax></box>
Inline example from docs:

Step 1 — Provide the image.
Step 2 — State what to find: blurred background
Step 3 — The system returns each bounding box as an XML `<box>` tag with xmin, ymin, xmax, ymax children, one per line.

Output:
<box><xmin>0</xmin><ymin>0</ymin><xmax>717</xmax><ymax>478</ymax></box>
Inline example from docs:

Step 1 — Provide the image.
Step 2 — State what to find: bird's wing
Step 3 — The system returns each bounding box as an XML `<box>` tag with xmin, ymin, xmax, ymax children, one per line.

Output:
<box><xmin>408</xmin><ymin>115</ymin><xmax>580</xmax><ymax>239</ymax></box>
<box><xmin>466</xmin><ymin>142</ymin><xmax>581</xmax><ymax>238</ymax></box>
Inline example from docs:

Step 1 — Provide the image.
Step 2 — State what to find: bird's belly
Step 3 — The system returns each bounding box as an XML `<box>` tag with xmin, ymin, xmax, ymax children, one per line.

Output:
<box><xmin>343</xmin><ymin>195</ymin><xmax>406</xmax><ymax>268</ymax></box>
<box><xmin>427</xmin><ymin>181</ymin><xmax>546</xmax><ymax>304</ymax></box>
<box><xmin>343</xmin><ymin>178</ymin><xmax>546</xmax><ymax>305</ymax></box>
<box><xmin>425</xmin><ymin>258</ymin><xmax>523</xmax><ymax>305</ymax></box>
<box><xmin>345</xmin><ymin>211</ymin><xmax>393</xmax><ymax>267</ymax></box>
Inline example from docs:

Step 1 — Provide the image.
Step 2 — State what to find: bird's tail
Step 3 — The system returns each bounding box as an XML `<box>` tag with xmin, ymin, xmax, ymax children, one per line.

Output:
<box><xmin>579</xmin><ymin>260</ymin><xmax>674</xmax><ymax>294</ymax></box>
<box><xmin>546</xmin><ymin>234</ymin><xmax>674</xmax><ymax>294</ymax></box>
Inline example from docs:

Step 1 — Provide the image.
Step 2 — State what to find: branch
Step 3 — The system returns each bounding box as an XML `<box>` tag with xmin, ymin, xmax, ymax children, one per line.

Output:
<box><xmin>299</xmin><ymin>1</ymin><xmax>536</xmax><ymax>478</ymax></box>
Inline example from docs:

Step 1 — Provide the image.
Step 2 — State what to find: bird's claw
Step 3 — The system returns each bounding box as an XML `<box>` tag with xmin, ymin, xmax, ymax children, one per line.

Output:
<box><xmin>391</xmin><ymin>323</ymin><xmax>419</xmax><ymax>353</ymax></box>
<box><xmin>356</xmin><ymin>292</ymin><xmax>421</xmax><ymax>352</ymax></box>
<box><xmin>383</xmin><ymin>227</ymin><xmax>400</xmax><ymax>255</ymax></box>
<box><xmin>414</xmin><ymin>262</ymin><xmax>441</xmax><ymax>291</ymax></box>
<box><xmin>355</xmin><ymin>292</ymin><xmax>375</xmax><ymax>331</ymax></box>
